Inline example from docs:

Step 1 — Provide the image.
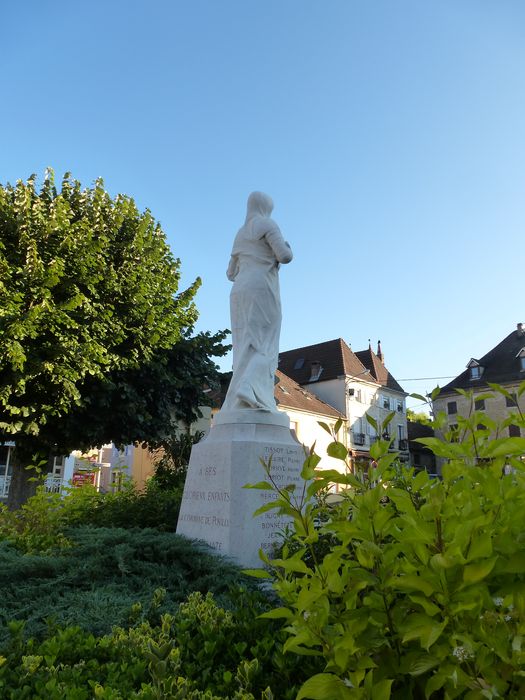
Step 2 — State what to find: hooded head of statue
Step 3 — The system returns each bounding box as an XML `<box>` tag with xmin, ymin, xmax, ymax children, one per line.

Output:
<box><xmin>245</xmin><ymin>191</ymin><xmax>274</xmax><ymax>221</ymax></box>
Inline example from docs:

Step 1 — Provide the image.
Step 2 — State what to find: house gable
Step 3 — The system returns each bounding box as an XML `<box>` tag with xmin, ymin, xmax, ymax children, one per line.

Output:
<box><xmin>278</xmin><ymin>338</ymin><xmax>368</xmax><ymax>386</ymax></box>
<box><xmin>439</xmin><ymin>324</ymin><xmax>525</xmax><ymax>394</ymax></box>
<box><xmin>279</xmin><ymin>338</ymin><xmax>404</xmax><ymax>388</ymax></box>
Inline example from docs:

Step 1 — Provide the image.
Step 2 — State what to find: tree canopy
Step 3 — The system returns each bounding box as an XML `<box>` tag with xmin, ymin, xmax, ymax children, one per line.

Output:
<box><xmin>0</xmin><ymin>171</ymin><xmax>228</xmax><ymax>505</ymax></box>
<box><xmin>406</xmin><ymin>408</ymin><xmax>432</xmax><ymax>426</ymax></box>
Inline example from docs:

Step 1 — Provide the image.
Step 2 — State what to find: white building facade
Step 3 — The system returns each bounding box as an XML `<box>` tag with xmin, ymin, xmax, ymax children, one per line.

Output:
<box><xmin>278</xmin><ymin>338</ymin><xmax>408</xmax><ymax>469</ymax></box>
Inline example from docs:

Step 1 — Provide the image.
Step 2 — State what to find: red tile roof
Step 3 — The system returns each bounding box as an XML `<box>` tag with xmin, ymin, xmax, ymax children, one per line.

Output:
<box><xmin>354</xmin><ymin>348</ymin><xmax>405</xmax><ymax>393</ymax></box>
<box><xmin>278</xmin><ymin>338</ymin><xmax>367</xmax><ymax>385</ymax></box>
<box><xmin>274</xmin><ymin>370</ymin><xmax>343</xmax><ymax>418</ymax></box>
<box><xmin>279</xmin><ymin>338</ymin><xmax>405</xmax><ymax>394</ymax></box>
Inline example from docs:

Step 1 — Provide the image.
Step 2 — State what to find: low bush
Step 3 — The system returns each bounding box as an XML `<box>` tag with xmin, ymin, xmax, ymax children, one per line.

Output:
<box><xmin>248</xmin><ymin>388</ymin><xmax>525</xmax><ymax>699</ymax></box>
<box><xmin>0</xmin><ymin>479</ymin><xmax>183</xmax><ymax>554</ymax></box>
<box><xmin>65</xmin><ymin>479</ymin><xmax>184</xmax><ymax>532</ymax></box>
<box><xmin>0</xmin><ymin>527</ymin><xmax>266</xmax><ymax>643</ymax></box>
<box><xmin>0</xmin><ymin>588</ymin><xmax>316</xmax><ymax>699</ymax></box>
<box><xmin>0</xmin><ymin>595</ymin><xmax>263</xmax><ymax>699</ymax></box>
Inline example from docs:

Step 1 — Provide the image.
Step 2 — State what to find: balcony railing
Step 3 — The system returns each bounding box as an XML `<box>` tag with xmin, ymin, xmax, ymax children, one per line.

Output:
<box><xmin>352</xmin><ymin>432</ymin><xmax>366</xmax><ymax>446</ymax></box>
<box><xmin>45</xmin><ymin>475</ymin><xmax>64</xmax><ymax>493</ymax></box>
<box><xmin>0</xmin><ymin>474</ymin><xmax>63</xmax><ymax>498</ymax></box>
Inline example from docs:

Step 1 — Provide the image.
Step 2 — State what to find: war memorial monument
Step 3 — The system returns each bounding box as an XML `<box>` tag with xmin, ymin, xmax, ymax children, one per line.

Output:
<box><xmin>176</xmin><ymin>192</ymin><xmax>306</xmax><ymax>567</ymax></box>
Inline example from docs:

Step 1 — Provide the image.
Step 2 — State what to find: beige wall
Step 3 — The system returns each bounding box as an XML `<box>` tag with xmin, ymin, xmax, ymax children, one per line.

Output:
<box><xmin>282</xmin><ymin>406</ymin><xmax>347</xmax><ymax>476</ymax></box>
<box><xmin>434</xmin><ymin>384</ymin><xmax>524</xmax><ymax>438</ymax></box>
<box><xmin>130</xmin><ymin>407</ymin><xmax>213</xmax><ymax>489</ymax></box>
<box><xmin>131</xmin><ymin>445</ymin><xmax>158</xmax><ymax>490</ymax></box>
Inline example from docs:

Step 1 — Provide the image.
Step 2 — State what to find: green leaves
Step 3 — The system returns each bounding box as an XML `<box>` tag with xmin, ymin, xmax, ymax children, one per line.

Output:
<box><xmin>481</xmin><ymin>437</ymin><xmax>525</xmax><ymax>458</ymax></box>
<box><xmin>400</xmin><ymin>614</ymin><xmax>448</xmax><ymax>650</ymax></box>
<box><xmin>462</xmin><ymin>557</ymin><xmax>497</xmax><ymax>585</ymax></box>
<box><xmin>297</xmin><ymin>673</ymin><xmax>353</xmax><ymax>699</ymax></box>
<box><xmin>301</xmin><ymin>452</ymin><xmax>321</xmax><ymax>479</ymax></box>
<box><xmin>326</xmin><ymin>441</ymin><xmax>348</xmax><ymax>460</ymax></box>
<box><xmin>249</xmin><ymin>393</ymin><xmax>525</xmax><ymax>700</ymax></box>
<box><xmin>244</xmin><ymin>481</ymin><xmax>274</xmax><ymax>490</ymax></box>
<box><xmin>0</xmin><ymin>172</ymin><xmax>229</xmax><ymax>502</ymax></box>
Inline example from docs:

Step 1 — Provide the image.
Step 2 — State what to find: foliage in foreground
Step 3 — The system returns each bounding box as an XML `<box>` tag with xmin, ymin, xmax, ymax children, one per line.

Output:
<box><xmin>248</xmin><ymin>388</ymin><xmax>525</xmax><ymax>699</ymax></box>
<box><xmin>2</xmin><ymin>385</ymin><xmax>524</xmax><ymax>698</ymax></box>
<box><xmin>0</xmin><ymin>590</ymin><xmax>301</xmax><ymax>699</ymax></box>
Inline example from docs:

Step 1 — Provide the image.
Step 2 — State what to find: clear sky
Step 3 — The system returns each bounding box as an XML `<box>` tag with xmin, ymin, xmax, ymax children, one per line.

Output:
<box><xmin>2</xmin><ymin>1</ymin><xmax>524</xmax><ymax>410</ymax></box>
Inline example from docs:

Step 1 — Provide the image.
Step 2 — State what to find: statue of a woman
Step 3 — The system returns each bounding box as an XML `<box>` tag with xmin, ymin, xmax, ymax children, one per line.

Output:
<box><xmin>221</xmin><ymin>192</ymin><xmax>292</xmax><ymax>415</ymax></box>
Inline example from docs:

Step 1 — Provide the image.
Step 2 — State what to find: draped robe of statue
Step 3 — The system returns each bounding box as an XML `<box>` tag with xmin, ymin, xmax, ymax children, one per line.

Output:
<box><xmin>221</xmin><ymin>192</ymin><xmax>293</xmax><ymax>414</ymax></box>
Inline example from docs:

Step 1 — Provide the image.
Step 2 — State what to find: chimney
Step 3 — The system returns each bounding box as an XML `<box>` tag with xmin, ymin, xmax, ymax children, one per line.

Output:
<box><xmin>377</xmin><ymin>340</ymin><xmax>384</xmax><ymax>364</ymax></box>
<box><xmin>518</xmin><ymin>323</ymin><xmax>525</xmax><ymax>337</ymax></box>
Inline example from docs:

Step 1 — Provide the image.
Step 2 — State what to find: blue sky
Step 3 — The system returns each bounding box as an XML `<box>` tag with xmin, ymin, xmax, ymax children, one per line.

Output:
<box><xmin>2</xmin><ymin>1</ymin><xmax>524</xmax><ymax>410</ymax></box>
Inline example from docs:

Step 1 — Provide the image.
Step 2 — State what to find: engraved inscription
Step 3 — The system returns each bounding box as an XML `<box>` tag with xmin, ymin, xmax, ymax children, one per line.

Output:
<box><xmin>208</xmin><ymin>490</ymin><xmax>230</xmax><ymax>501</ymax></box>
<box><xmin>179</xmin><ymin>513</ymin><xmax>230</xmax><ymax>527</ymax></box>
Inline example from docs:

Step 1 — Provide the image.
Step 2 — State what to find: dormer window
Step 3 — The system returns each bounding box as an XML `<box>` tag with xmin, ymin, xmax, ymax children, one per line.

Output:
<box><xmin>517</xmin><ymin>348</ymin><xmax>525</xmax><ymax>372</ymax></box>
<box><xmin>467</xmin><ymin>359</ymin><xmax>484</xmax><ymax>381</ymax></box>
<box><xmin>309</xmin><ymin>361</ymin><xmax>323</xmax><ymax>382</ymax></box>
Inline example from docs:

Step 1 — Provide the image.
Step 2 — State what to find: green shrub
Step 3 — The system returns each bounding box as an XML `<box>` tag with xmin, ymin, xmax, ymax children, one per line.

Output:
<box><xmin>247</xmin><ymin>389</ymin><xmax>525</xmax><ymax>699</ymax></box>
<box><xmin>0</xmin><ymin>527</ymin><xmax>266</xmax><ymax>643</ymax></box>
<box><xmin>170</xmin><ymin>588</ymin><xmax>320</xmax><ymax>698</ymax></box>
<box><xmin>0</xmin><ymin>588</ymin><xmax>314</xmax><ymax>699</ymax></box>
<box><xmin>0</xmin><ymin>488</ymin><xmax>72</xmax><ymax>553</ymax></box>
<box><xmin>0</xmin><ymin>479</ymin><xmax>184</xmax><ymax>554</ymax></box>
<box><xmin>0</xmin><ymin>601</ymin><xmax>264</xmax><ymax>698</ymax></box>
<box><xmin>63</xmin><ymin>479</ymin><xmax>184</xmax><ymax>531</ymax></box>
<box><xmin>151</xmin><ymin>430</ymin><xmax>204</xmax><ymax>490</ymax></box>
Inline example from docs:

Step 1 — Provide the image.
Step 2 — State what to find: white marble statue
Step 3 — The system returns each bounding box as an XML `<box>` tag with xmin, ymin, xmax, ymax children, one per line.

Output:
<box><xmin>222</xmin><ymin>192</ymin><xmax>293</xmax><ymax>413</ymax></box>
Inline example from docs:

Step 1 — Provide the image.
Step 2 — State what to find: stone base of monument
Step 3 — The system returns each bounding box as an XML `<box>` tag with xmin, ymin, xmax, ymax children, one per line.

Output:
<box><xmin>176</xmin><ymin>412</ymin><xmax>306</xmax><ymax>569</ymax></box>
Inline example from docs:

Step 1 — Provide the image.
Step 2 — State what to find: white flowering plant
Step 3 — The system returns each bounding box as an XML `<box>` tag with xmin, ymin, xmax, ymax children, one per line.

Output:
<box><xmin>246</xmin><ymin>385</ymin><xmax>525</xmax><ymax>699</ymax></box>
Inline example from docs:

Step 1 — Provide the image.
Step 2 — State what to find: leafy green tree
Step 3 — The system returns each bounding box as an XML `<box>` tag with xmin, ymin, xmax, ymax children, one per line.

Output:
<box><xmin>0</xmin><ymin>171</ymin><xmax>228</xmax><ymax>507</ymax></box>
<box><xmin>151</xmin><ymin>429</ymin><xmax>205</xmax><ymax>490</ymax></box>
<box><xmin>406</xmin><ymin>407</ymin><xmax>432</xmax><ymax>426</ymax></box>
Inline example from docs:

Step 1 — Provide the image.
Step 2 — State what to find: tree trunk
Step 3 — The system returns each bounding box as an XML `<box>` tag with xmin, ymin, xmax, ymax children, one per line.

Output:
<box><xmin>6</xmin><ymin>448</ymin><xmax>45</xmax><ymax>510</ymax></box>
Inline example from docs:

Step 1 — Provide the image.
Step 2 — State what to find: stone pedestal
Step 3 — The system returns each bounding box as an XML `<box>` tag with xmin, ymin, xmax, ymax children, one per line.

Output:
<box><xmin>176</xmin><ymin>412</ymin><xmax>306</xmax><ymax>568</ymax></box>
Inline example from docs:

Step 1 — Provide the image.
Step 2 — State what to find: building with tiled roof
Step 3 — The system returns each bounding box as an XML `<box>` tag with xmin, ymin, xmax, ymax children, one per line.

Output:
<box><xmin>274</xmin><ymin>370</ymin><xmax>343</xmax><ymax>419</ymax></box>
<box><xmin>433</xmin><ymin>323</ymin><xmax>525</xmax><ymax>441</ymax></box>
<box><xmin>355</xmin><ymin>342</ymin><xmax>405</xmax><ymax>393</ymax></box>
<box><xmin>278</xmin><ymin>338</ymin><xmax>368</xmax><ymax>386</ymax></box>
<box><xmin>274</xmin><ymin>370</ymin><xmax>349</xmax><ymax>476</ymax></box>
<box><xmin>279</xmin><ymin>338</ymin><xmax>409</xmax><ymax>466</ymax></box>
